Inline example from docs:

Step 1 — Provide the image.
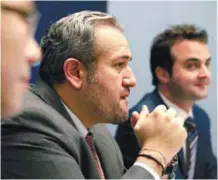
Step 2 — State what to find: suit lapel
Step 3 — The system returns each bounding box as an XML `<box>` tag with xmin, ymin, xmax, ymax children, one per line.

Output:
<box><xmin>177</xmin><ymin>148</ymin><xmax>188</xmax><ymax>178</ymax></box>
<box><xmin>91</xmin><ymin>124</ymin><xmax>124</xmax><ymax>179</ymax></box>
<box><xmin>149</xmin><ymin>89</ymin><xmax>167</xmax><ymax>110</ymax></box>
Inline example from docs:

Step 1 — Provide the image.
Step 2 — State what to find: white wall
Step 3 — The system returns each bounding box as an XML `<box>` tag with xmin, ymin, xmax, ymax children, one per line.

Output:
<box><xmin>107</xmin><ymin>0</ymin><xmax>217</xmax><ymax>155</ymax></box>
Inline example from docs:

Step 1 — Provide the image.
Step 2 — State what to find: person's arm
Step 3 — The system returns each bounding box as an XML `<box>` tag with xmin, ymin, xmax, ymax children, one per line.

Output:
<box><xmin>125</xmin><ymin>105</ymin><xmax>187</xmax><ymax>179</ymax></box>
<box><xmin>93</xmin><ymin>124</ymin><xmax>158</xmax><ymax>179</ymax></box>
<box><xmin>1</xmin><ymin>123</ymin><xmax>85</xmax><ymax>179</ymax></box>
<box><xmin>116</xmin><ymin>118</ymin><xmax>175</xmax><ymax>179</ymax></box>
<box><xmin>2</xmin><ymin>104</ymin><xmax>185</xmax><ymax>179</ymax></box>
<box><xmin>116</xmin><ymin>105</ymin><xmax>186</xmax><ymax>179</ymax></box>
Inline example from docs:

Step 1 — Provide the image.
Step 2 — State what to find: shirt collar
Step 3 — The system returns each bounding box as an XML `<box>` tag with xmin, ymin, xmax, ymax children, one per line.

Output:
<box><xmin>158</xmin><ymin>90</ymin><xmax>193</xmax><ymax>120</ymax></box>
<box><xmin>62</xmin><ymin>101</ymin><xmax>88</xmax><ymax>138</ymax></box>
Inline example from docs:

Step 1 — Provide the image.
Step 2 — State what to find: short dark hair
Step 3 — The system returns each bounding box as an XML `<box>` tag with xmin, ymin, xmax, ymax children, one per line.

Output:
<box><xmin>40</xmin><ymin>11</ymin><xmax>123</xmax><ymax>85</ymax></box>
<box><xmin>150</xmin><ymin>24</ymin><xmax>208</xmax><ymax>86</ymax></box>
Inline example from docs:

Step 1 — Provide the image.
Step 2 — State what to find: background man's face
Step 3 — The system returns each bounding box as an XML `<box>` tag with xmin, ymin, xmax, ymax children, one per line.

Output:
<box><xmin>1</xmin><ymin>1</ymin><xmax>41</xmax><ymax>118</ymax></box>
<box><xmin>167</xmin><ymin>40</ymin><xmax>211</xmax><ymax>101</ymax></box>
<box><xmin>82</xmin><ymin>25</ymin><xmax>136</xmax><ymax>124</ymax></box>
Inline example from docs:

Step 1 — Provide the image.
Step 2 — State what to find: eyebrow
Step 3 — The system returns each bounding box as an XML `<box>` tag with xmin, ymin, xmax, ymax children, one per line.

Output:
<box><xmin>1</xmin><ymin>4</ymin><xmax>37</xmax><ymax>18</ymax></box>
<box><xmin>111</xmin><ymin>55</ymin><xmax>132</xmax><ymax>65</ymax></box>
<box><xmin>185</xmin><ymin>57</ymin><xmax>211</xmax><ymax>63</ymax></box>
<box><xmin>124</xmin><ymin>55</ymin><xmax>132</xmax><ymax>61</ymax></box>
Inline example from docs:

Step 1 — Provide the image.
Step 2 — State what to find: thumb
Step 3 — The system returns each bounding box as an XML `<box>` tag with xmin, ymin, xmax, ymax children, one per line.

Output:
<box><xmin>131</xmin><ymin>111</ymin><xmax>140</xmax><ymax>128</ymax></box>
<box><xmin>134</xmin><ymin>105</ymin><xmax>149</xmax><ymax>130</ymax></box>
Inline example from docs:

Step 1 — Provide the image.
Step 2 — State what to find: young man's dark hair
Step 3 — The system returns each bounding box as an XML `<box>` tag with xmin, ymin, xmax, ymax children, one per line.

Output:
<box><xmin>150</xmin><ymin>24</ymin><xmax>208</xmax><ymax>86</ymax></box>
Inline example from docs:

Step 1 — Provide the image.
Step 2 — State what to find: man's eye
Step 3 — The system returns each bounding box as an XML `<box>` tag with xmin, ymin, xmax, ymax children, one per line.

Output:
<box><xmin>206</xmin><ymin>61</ymin><xmax>210</xmax><ymax>68</ymax></box>
<box><xmin>115</xmin><ymin>63</ymin><xmax>124</xmax><ymax>69</ymax></box>
<box><xmin>187</xmin><ymin>64</ymin><xmax>198</xmax><ymax>70</ymax></box>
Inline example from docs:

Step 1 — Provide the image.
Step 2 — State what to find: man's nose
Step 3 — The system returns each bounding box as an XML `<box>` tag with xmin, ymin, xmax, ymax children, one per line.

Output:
<box><xmin>199</xmin><ymin>65</ymin><xmax>211</xmax><ymax>79</ymax></box>
<box><xmin>122</xmin><ymin>66</ymin><xmax>136</xmax><ymax>88</ymax></box>
<box><xmin>25</xmin><ymin>38</ymin><xmax>42</xmax><ymax>66</ymax></box>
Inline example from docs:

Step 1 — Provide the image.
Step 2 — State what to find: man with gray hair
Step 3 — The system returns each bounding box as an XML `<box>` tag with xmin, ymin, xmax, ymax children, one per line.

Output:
<box><xmin>1</xmin><ymin>11</ymin><xmax>187</xmax><ymax>179</ymax></box>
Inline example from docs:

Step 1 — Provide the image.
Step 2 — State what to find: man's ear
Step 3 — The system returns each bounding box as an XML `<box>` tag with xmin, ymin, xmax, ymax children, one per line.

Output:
<box><xmin>155</xmin><ymin>66</ymin><xmax>170</xmax><ymax>84</ymax></box>
<box><xmin>63</xmin><ymin>58</ymin><xmax>86</xmax><ymax>89</ymax></box>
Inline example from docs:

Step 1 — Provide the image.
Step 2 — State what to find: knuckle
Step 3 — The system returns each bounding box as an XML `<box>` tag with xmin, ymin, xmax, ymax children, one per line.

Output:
<box><xmin>151</xmin><ymin>111</ymin><xmax>159</xmax><ymax>119</ymax></box>
<box><xmin>166</xmin><ymin>113</ymin><xmax>174</xmax><ymax>121</ymax></box>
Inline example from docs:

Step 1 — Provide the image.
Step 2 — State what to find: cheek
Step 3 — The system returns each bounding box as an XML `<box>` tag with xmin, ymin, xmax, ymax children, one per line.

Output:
<box><xmin>2</xmin><ymin>15</ymin><xmax>29</xmax><ymax>63</ymax></box>
<box><xmin>175</xmin><ymin>76</ymin><xmax>194</xmax><ymax>87</ymax></box>
<box><xmin>96</xmin><ymin>70</ymin><xmax>122</xmax><ymax>92</ymax></box>
<box><xmin>173</xmin><ymin>69</ymin><xmax>196</xmax><ymax>84</ymax></box>
<box><xmin>1</xmin><ymin>63</ymin><xmax>16</xmax><ymax>83</ymax></box>
<box><xmin>207</xmin><ymin>72</ymin><xmax>212</xmax><ymax>82</ymax></box>
<box><xmin>98</xmin><ymin>81</ymin><xmax>120</xmax><ymax>103</ymax></box>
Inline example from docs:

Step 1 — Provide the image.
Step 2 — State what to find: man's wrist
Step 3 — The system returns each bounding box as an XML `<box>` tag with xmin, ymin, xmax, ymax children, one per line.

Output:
<box><xmin>140</xmin><ymin>148</ymin><xmax>167</xmax><ymax>168</ymax></box>
<box><xmin>165</xmin><ymin>155</ymin><xmax>178</xmax><ymax>176</ymax></box>
<box><xmin>136</xmin><ymin>155</ymin><xmax>163</xmax><ymax>176</ymax></box>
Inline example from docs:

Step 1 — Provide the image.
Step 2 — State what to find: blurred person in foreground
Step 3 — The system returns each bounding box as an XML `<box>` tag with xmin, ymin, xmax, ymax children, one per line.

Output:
<box><xmin>1</xmin><ymin>11</ymin><xmax>187</xmax><ymax>179</ymax></box>
<box><xmin>1</xmin><ymin>1</ymin><xmax>41</xmax><ymax>118</ymax></box>
<box><xmin>116</xmin><ymin>24</ymin><xmax>217</xmax><ymax>179</ymax></box>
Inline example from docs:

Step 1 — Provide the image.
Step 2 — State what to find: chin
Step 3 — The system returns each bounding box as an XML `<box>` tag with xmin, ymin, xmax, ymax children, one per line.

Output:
<box><xmin>111</xmin><ymin>119</ymin><xmax>126</xmax><ymax>125</ymax></box>
<box><xmin>120</xmin><ymin>113</ymin><xmax>129</xmax><ymax>123</ymax></box>
<box><xmin>110</xmin><ymin>112</ymin><xmax>128</xmax><ymax>125</ymax></box>
<box><xmin>193</xmin><ymin>93</ymin><xmax>208</xmax><ymax>100</ymax></box>
<box><xmin>122</xmin><ymin>108</ymin><xmax>129</xmax><ymax>119</ymax></box>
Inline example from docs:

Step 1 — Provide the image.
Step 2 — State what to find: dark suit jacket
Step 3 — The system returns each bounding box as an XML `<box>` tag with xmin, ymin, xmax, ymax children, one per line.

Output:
<box><xmin>115</xmin><ymin>89</ymin><xmax>217</xmax><ymax>179</ymax></box>
<box><xmin>1</xmin><ymin>79</ymin><xmax>154</xmax><ymax>179</ymax></box>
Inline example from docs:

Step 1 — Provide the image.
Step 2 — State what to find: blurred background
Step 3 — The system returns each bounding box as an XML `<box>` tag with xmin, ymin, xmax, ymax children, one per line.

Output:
<box><xmin>31</xmin><ymin>1</ymin><xmax>217</xmax><ymax>155</ymax></box>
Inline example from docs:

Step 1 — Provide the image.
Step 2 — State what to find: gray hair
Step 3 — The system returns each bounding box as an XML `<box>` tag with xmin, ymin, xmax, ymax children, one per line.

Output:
<box><xmin>40</xmin><ymin>11</ymin><xmax>123</xmax><ymax>85</ymax></box>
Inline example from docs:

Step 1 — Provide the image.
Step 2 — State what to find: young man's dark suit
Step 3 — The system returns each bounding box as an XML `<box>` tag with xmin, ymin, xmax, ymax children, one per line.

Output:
<box><xmin>116</xmin><ymin>89</ymin><xmax>217</xmax><ymax>179</ymax></box>
<box><xmin>1</xmin><ymin>79</ymin><xmax>154</xmax><ymax>179</ymax></box>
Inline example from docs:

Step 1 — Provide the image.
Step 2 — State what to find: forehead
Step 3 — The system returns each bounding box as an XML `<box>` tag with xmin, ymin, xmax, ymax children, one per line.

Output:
<box><xmin>171</xmin><ymin>40</ymin><xmax>210</xmax><ymax>63</ymax></box>
<box><xmin>94</xmin><ymin>25</ymin><xmax>132</xmax><ymax>60</ymax></box>
<box><xmin>1</xmin><ymin>1</ymin><xmax>35</xmax><ymax>11</ymax></box>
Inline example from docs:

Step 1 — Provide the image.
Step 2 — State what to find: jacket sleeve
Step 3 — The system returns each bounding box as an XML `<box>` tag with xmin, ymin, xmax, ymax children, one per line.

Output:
<box><xmin>194</xmin><ymin>107</ymin><xmax>217</xmax><ymax>179</ymax></box>
<box><xmin>203</xmin><ymin>115</ymin><xmax>217</xmax><ymax>178</ymax></box>
<box><xmin>1</xmin><ymin>117</ymin><xmax>85</xmax><ymax>179</ymax></box>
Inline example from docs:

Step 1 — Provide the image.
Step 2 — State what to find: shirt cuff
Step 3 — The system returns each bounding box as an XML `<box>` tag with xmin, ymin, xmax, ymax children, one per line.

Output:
<box><xmin>134</xmin><ymin>162</ymin><xmax>160</xmax><ymax>180</ymax></box>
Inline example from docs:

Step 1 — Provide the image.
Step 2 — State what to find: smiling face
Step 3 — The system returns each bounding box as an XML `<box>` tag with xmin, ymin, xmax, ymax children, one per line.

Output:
<box><xmin>1</xmin><ymin>1</ymin><xmax>41</xmax><ymax>118</ymax></box>
<box><xmin>167</xmin><ymin>40</ymin><xmax>211</xmax><ymax>102</ymax></box>
<box><xmin>82</xmin><ymin>25</ymin><xmax>136</xmax><ymax>124</ymax></box>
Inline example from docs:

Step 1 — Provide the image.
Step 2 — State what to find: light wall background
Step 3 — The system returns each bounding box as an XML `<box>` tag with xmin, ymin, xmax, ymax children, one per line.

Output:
<box><xmin>106</xmin><ymin>0</ymin><xmax>217</xmax><ymax>155</ymax></box>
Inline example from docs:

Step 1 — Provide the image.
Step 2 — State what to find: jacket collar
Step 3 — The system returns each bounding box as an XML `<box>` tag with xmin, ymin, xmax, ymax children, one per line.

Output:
<box><xmin>30</xmin><ymin>79</ymin><xmax>74</xmax><ymax>126</ymax></box>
